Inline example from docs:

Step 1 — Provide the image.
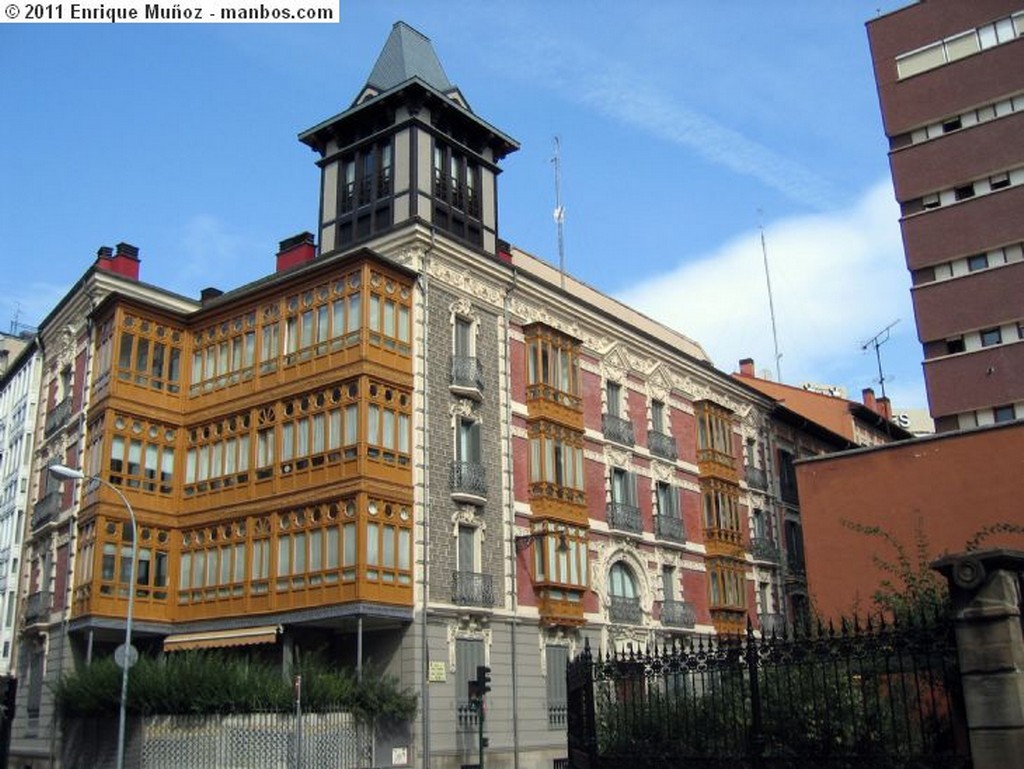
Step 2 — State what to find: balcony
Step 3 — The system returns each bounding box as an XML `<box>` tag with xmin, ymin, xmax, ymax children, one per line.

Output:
<box><xmin>450</xmin><ymin>355</ymin><xmax>483</xmax><ymax>397</ymax></box>
<box><xmin>648</xmin><ymin>431</ymin><xmax>677</xmax><ymax>461</ymax></box>
<box><xmin>450</xmin><ymin>461</ymin><xmax>486</xmax><ymax>502</ymax></box>
<box><xmin>760</xmin><ymin>612</ymin><xmax>786</xmax><ymax>637</ymax></box>
<box><xmin>654</xmin><ymin>514</ymin><xmax>685</xmax><ymax>544</ymax></box>
<box><xmin>602</xmin><ymin>414</ymin><xmax>634</xmax><ymax>446</ymax></box>
<box><xmin>607</xmin><ymin>502</ymin><xmax>642</xmax><ymax>535</ymax></box>
<box><xmin>750</xmin><ymin>536</ymin><xmax>781</xmax><ymax>563</ymax></box>
<box><xmin>745</xmin><ymin>465</ymin><xmax>768</xmax><ymax>491</ymax></box>
<box><xmin>31</xmin><ymin>490</ymin><xmax>62</xmax><ymax>531</ymax></box>
<box><xmin>451</xmin><ymin>571</ymin><xmax>494</xmax><ymax>608</ymax></box>
<box><xmin>24</xmin><ymin>591</ymin><xmax>53</xmax><ymax>624</ymax></box>
<box><xmin>44</xmin><ymin>397</ymin><xmax>73</xmax><ymax>438</ymax></box>
<box><xmin>608</xmin><ymin>595</ymin><xmax>641</xmax><ymax>624</ymax></box>
<box><xmin>661</xmin><ymin>600</ymin><xmax>696</xmax><ymax>629</ymax></box>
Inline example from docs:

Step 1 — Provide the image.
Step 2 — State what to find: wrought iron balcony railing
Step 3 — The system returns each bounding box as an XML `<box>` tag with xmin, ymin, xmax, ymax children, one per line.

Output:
<box><xmin>750</xmin><ymin>536</ymin><xmax>781</xmax><ymax>563</ymax></box>
<box><xmin>607</xmin><ymin>503</ymin><xmax>642</xmax><ymax>535</ymax></box>
<box><xmin>608</xmin><ymin>596</ymin><xmax>642</xmax><ymax>624</ymax></box>
<box><xmin>745</xmin><ymin>465</ymin><xmax>768</xmax><ymax>491</ymax></box>
<box><xmin>44</xmin><ymin>397</ymin><xmax>73</xmax><ymax>438</ymax></box>
<box><xmin>31</xmin><ymin>490</ymin><xmax>62</xmax><ymax>530</ymax></box>
<box><xmin>661</xmin><ymin>600</ymin><xmax>696</xmax><ymax>629</ymax></box>
<box><xmin>654</xmin><ymin>514</ymin><xmax>685</xmax><ymax>543</ymax></box>
<box><xmin>602</xmin><ymin>414</ymin><xmax>634</xmax><ymax>446</ymax></box>
<box><xmin>451</xmin><ymin>571</ymin><xmax>494</xmax><ymax>608</ymax></box>
<box><xmin>648</xmin><ymin>430</ymin><xmax>677</xmax><ymax>461</ymax></box>
<box><xmin>451</xmin><ymin>355</ymin><xmax>484</xmax><ymax>393</ymax></box>
<box><xmin>450</xmin><ymin>461</ymin><xmax>487</xmax><ymax>499</ymax></box>
<box><xmin>24</xmin><ymin>591</ymin><xmax>53</xmax><ymax>623</ymax></box>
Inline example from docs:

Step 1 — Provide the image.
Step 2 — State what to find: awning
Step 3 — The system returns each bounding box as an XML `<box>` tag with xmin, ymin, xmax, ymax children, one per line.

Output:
<box><xmin>163</xmin><ymin>624</ymin><xmax>282</xmax><ymax>652</ymax></box>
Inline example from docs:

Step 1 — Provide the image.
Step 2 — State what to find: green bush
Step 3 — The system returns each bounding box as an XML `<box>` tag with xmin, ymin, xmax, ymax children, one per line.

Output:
<box><xmin>54</xmin><ymin>651</ymin><xmax>417</xmax><ymax>723</ymax></box>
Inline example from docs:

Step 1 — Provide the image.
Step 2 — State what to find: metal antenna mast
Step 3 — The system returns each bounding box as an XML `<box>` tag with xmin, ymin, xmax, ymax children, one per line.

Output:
<box><xmin>552</xmin><ymin>136</ymin><xmax>566</xmax><ymax>290</ymax></box>
<box><xmin>758</xmin><ymin>211</ymin><xmax>783</xmax><ymax>382</ymax></box>
<box><xmin>861</xmin><ymin>319</ymin><xmax>900</xmax><ymax>399</ymax></box>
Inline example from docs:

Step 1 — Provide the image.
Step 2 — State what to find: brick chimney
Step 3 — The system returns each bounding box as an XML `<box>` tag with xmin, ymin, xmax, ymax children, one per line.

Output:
<box><xmin>877</xmin><ymin>396</ymin><xmax>892</xmax><ymax>421</ymax></box>
<box><xmin>862</xmin><ymin>388</ymin><xmax>877</xmax><ymax>413</ymax></box>
<box><xmin>200</xmin><ymin>287</ymin><xmax>224</xmax><ymax>304</ymax></box>
<box><xmin>738</xmin><ymin>358</ymin><xmax>755</xmax><ymax>377</ymax></box>
<box><xmin>95</xmin><ymin>242</ymin><xmax>141</xmax><ymax>280</ymax></box>
<box><xmin>276</xmin><ymin>232</ymin><xmax>316</xmax><ymax>272</ymax></box>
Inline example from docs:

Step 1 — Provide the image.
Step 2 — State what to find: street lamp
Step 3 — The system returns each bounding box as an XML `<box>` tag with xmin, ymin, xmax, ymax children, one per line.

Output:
<box><xmin>48</xmin><ymin>464</ymin><xmax>137</xmax><ymax>769</ymax></box>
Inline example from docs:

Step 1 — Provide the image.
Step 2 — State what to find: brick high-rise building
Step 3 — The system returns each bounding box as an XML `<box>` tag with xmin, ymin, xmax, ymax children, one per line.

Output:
<box><xmin>867</xmin><ymin>0</ymin><xmax>1024</xmax><ymax>432</ymax></box>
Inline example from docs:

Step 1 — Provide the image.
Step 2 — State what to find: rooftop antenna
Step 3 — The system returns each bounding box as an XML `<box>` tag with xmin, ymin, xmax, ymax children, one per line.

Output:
<box><xmin>861</xmin><ymin>319</ymin><xmax>899</xmax><ymax>399</ymax></box>
<box><xmin>758</xmin><ymin>210</ymin><xmax>783</xmax><ymax>382</ymax></box>
<box><xmin>552</xmin><ymin>136</ymin><xmax>566</xmax><ymax>290</ymax></box>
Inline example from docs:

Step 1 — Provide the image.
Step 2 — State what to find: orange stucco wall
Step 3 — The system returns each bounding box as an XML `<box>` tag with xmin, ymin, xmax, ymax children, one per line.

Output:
<box><xmin>796</xmin><ymin>421</ymin><xmax>1024</xmax><ymax>620</ymax></box>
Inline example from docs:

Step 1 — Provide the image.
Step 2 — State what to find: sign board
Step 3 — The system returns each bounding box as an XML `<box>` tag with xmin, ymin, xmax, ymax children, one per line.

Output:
<box><xmin>428</xmin><ymin>661</ymin><xmax>447</xmax><ymax>683</ymax></box>
<box><xmin>114</xmin><ymin>643</ymin><xmax>139</xmax><ymax>670</ymax></box>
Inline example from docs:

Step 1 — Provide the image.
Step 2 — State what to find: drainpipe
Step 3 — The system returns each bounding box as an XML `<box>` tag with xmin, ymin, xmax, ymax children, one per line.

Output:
<box><xmin>417</xmin><ymin>230</ymin><xmax>436</xmax><ymax>769</ymax></box>
<box><xmin>504</xmin><ymin>268</ymin><xmax>521</xmax><ymax>769</ymax></box>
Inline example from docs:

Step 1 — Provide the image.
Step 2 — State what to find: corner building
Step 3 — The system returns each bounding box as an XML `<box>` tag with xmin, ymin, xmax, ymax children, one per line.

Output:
<box><xmin>867</xmin><ymin>0</ymin><xmax>1024</xmax><ymax>431</ymax></box>
<box><xmin>12</xmin><ymin>23</ymin><xmax>867</xmax><ymax>769</ymax></box>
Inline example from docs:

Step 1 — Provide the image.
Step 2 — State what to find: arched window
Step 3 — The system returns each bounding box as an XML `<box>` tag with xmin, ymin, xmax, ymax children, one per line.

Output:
<box><xmin>609</xmin><ymin>562</ymin><xmax>636</xmax><ymax>598</ymax></box>
<box><xmin>608</xmin><ymin>562</ymin><xmax>640</xmax><ymax>623</ymax></box>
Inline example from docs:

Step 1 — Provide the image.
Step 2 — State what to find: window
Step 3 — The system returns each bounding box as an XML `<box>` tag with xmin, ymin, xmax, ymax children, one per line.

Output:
<box><xmin>981</xmin><ymin>327</ymin><xmax>1002</xmax><ymax>347</ymax></box>
<box><xmin>941</xmin><ymin>117</ymin><xmax>962</xmax><ymax>133</ymax></box>
<box><xmin>456</xmin><ymin>638</ymin><xmax>484</xmax><ymax>711</ymax></box>
<box><xmin>609</xmin><ymin>562</ymin><xmax>637</xmax><ymax>599</ymax></box>
<box><xmin>990</xmin><ymin>173</ymin><xmax>1011</xmax><ymax>191</ymax></box>
<box><xmin>922</xmin><ymin>193</ymin><xmax>940</xmax><ymax>210</ymax></box>
<box><xmin>458</xmin><ymin>524</ymin><xmax>477</xmax><ymax>574</ymax></box>
<box><xmin>524</xmin><ymin>323</ymin><xmax>582</xmax><ymax>409</ymax></box>
<box><xmin>606</xmin><ymin>382</ymin><xmax>622</xmax><ymax>418</ymax></box>
<box><xmin>546</xmin><ymin>645</ymin><xmax>569</xmax><ymax>727</ymax></box>
<box><xmin>994</xmin><ymin>405</ymin><xmax>1016</xmax><ymax>423</ymax></box>
<box><xmin>107</xmin><ymin>417</ymin><xmax>176</xmax><ymax>493</ymax></box>
<box><xmin>696</xmin><ymin>402</ymin><xmax>734</xmax><ymax>467</ymax></box>
<box><xmin>954</xmin><ymin>184</ymin><xmax>975</xmax><ymax>201</ymax></box>
<box><xmin>651</xmin><ymin>400</ymin><xmax>666</xmax><ymax>433</ymax></box>
<box><xmin>967</xmin><ymin>254</ymin><xmax>989</xmax><ymax>272</ymax></box>
<box><xmin>533</xmin><ymin>524</ymin><xmax>587</xmax><ymax>591</ymax></box>
<box><xmin>661</xmin><ymin>565</ymin><xmax>675</xmax><ymax>602</ymax></box>
<box><xmin>946</xmin><ymin>337</ymin><xmax>966</xmax><ymax>355</ymax></box>
<box><xmin>656</xmin><ymin>481</ymin><xmax>679</xmax><ymax>519</ymax></box>
<box><xmin>610</xmin><ymin>468</ymin><xmax>637</xmax><ymax>510</ymax></box>
<box><xmin>528</xmin><ymin>423</ymin><xmax>585</xmax><ymax>500</ymax></box>
<box><xmin>115</xmin><ymin>315</ymin><xmax>184</xmax><ymax>393</ymax></box>
<box><xmin>433</xmin><ymin>141</ymin><xmax>482</xmax><ymax>245</ymax></box>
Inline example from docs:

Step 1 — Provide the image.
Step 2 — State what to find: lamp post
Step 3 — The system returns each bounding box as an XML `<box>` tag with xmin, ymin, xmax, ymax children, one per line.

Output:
<box><xmin>49</xmin><ymin>464</ymin><xmax>137</xmax><ymax>769</ymax></box>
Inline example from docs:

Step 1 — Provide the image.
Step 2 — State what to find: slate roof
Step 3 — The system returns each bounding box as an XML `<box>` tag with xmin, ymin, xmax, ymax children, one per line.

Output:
<box><xmin>365</xmin><ymin>22</ymin><xmax>454</xmax><ymax>96</ymax></box>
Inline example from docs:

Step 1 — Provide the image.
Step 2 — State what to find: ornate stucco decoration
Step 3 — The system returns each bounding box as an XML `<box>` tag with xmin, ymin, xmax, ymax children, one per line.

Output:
<box><xmin>449</xmin><ymin>399</ymin><xmax>479</xmax><ymax>420</ymax></box>
<box><xmin>428</xmin><ymin>257</ymin><xmax>503</xmax><ymax>307</ymax></box>
<box><xmin>446</xmin><ymin>620</ymin><xmax>493</xmax><ymax>671</ymax></box>
<box><xmin>600</xmin><ymin>346</ymin><xmax>629</xmax><ymax>387</ymax></box>
<box><xmin>538</xmin><ymin>627</ymin><xmax>580</xmax><ymax>677</ymax></box>
<box><xmin>647</xmin><ymin>365</ymin><xmax>673</xmax><ymax>404</ymax></box>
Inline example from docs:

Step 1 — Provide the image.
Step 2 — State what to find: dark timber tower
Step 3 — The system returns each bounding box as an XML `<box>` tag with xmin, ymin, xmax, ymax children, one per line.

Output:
<box><xmin>300</xmin><ymin>22</ymin><xmax>519</xmax><ymax>258</ymax></box>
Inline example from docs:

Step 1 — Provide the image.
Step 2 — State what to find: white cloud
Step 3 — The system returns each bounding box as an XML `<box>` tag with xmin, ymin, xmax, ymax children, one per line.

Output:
<box><xmin>617</xmin><ymin>179</ymin><xmax>927</xmax><ymax>407</ymax></box>
<box><xmin>489</xmin><ymin>31</ymin><xmax>842</xmax><ymax>210</ymax></box>
<box><xmin>163</xmin><ymin>214</ymin><xmax>255</xmax><ymax>295</ymax></box>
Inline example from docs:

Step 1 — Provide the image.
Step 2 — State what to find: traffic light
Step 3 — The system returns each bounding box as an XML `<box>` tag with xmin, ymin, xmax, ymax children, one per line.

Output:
<box><xmin>477</xmin><ymin>665</ymin><xmax>492</xmax><ymax>695</ymax></box>
<box><xmin>468</xmin><ymin>677</ymin><xmax>482</xmax><ymax>702</ymax></box>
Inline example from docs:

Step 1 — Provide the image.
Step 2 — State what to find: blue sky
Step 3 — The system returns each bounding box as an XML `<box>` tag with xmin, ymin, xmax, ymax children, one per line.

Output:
<box><xmin>0</xmin><ymin>1</ymin><xmax>925</xmax><ymax>408</ymax></box>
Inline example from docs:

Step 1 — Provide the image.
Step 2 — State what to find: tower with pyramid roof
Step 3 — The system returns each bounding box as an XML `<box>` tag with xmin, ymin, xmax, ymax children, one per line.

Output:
<box><xmin>301</xmin><ymin>22</ymin><xmax>518</xmax><ymax>258</ymax></box>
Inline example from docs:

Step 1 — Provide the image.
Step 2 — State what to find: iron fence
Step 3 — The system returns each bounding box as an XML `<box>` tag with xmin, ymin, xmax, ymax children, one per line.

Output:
<box><xmin>62</xmin><ymin>711</ymin><xmax>373</xmax><ymax>769</ymax></box>
<box><xmin>568</xmin><ymin>611</ymin><xmax>970</xmax><ymax>769</ymax></box>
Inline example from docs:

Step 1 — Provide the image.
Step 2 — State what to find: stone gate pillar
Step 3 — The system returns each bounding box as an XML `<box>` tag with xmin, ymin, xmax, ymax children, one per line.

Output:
<box><xmin>933</xmin><ymin>549</ymin><xmax>1024</xmax><ymax>769</ymax></box>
